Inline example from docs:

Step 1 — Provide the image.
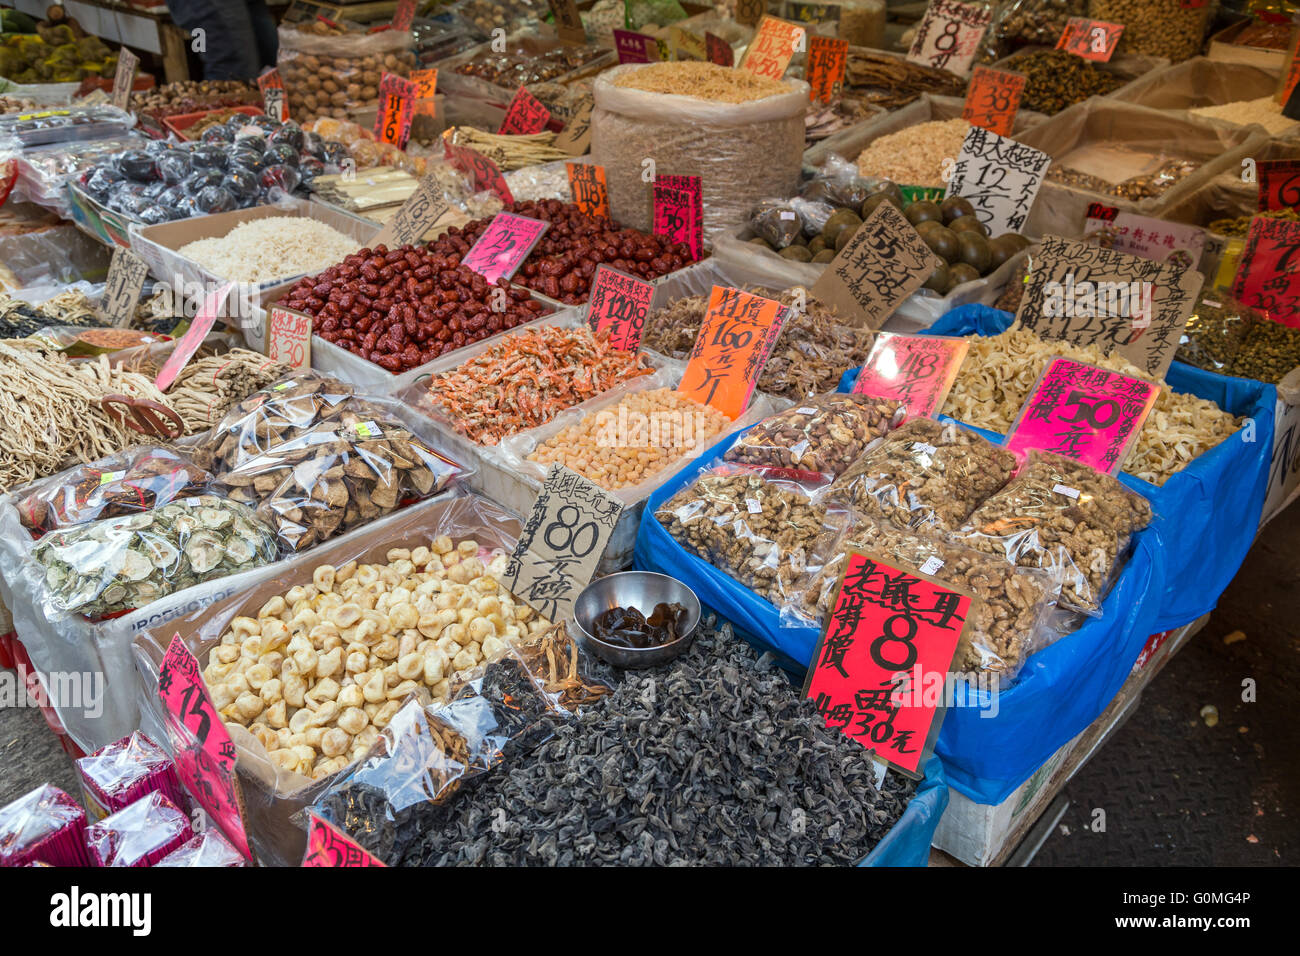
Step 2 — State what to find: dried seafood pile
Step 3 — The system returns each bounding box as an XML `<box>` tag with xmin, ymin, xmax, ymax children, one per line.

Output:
<box><xmin>845</xmin><ymin>50</ymin><xmax>966</xmax><ymax>109</ymax></box>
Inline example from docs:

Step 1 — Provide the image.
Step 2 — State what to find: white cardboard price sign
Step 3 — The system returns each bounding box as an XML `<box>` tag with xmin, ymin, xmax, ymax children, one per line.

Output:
<box><xmin>111</xmin><ymin>48</ymin><xmax>139</xmax><ymax>112</ymax></box>
<box><xmin>102</xmin><ymin>247</ymin><xmax>149</xmax><ymax>328</ymax></box>
<box><xmin>906</xmin><ymin>0</ymin><xmax>993</xmax><ymax>78</ymax></box>
<box><xmin>945</xmin><ymin>126</ymin><xmax>1051</xmax><ymax>236</ymax></box>
<box><xmin>267</xmin><ymin>307</ymin><xmax>312</xmax><ymax>369</ymax></box>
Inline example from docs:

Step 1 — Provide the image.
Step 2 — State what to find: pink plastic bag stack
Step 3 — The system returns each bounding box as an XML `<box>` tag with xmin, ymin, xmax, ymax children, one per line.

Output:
<box><xmin>0</xmin><ymin>785</ymin><xmax>93</xmax><ymax>867</ymax></box>
<box><xmin>86</xmin><ymin>792</ymin><xmax>193</xmax><ymax>867</ymax></box>
<box><xmin>76</xmin><ymin>732</ymin><xmax>186</xmax><ymax>821</ymax></box>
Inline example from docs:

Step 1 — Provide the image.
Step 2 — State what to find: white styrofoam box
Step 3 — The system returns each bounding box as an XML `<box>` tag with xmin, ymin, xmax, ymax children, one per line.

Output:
<box><xmin>1262</xmin><ymin>371</ymin><xmax>1300</xmax><ymax>526</ymax></box>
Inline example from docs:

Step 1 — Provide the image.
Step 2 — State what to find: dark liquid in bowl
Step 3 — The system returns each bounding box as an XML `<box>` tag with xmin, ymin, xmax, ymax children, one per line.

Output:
<box><xmin>592</xmin><ymin>602</ymin><xmax>689</xmax><ymax>649</ymax></box>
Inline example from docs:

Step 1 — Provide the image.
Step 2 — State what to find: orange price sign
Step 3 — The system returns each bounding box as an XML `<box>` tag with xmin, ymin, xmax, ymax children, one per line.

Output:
<box><xmin>374</xmin><ymin>72</ymin><xmax>416</xmax><ymax>148</ymax></box>
<box><xmin>739</xmin><ymin>15</ymin><xmax>804</xmax><ymax>80</ymax></box>
<box><xmin>678</xmin><ymin>285</ymin><xmax>791</xmax><ymax>420</ymax></box>
<box><xmin>411</xmin><ymin>68</ymin><xmax>437</xmax><ymax>117</ymax></box>
<box><xmin>805</xmin><ymin>35</ymin><xmax>848</xmax><ymax>104</ymax></box>
<box><xmin>567</xmin><ymin>162</ymin><xmax>609</xmax><ymax>219</ymax></box>
<box><xmin>1056</xmin><ymin>17</ymin><xmax>1124</xmax><ymax>62</ymax></box>
<box><xmin>962</xmin><ymin>65</ymin><xmax>1026</xmax><ymax>136</ymax></box>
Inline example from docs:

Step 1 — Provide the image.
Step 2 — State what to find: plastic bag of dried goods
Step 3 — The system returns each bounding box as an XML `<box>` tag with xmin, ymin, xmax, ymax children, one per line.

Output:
<box><xmin>28</xmin><ymin>494</ymin><xmax>279</xmax><ymax>620</ymax></box>
<box><xmin>0</xmin><ymin>784</ymin><xmax>93</xmax><ymax>867</ymax></box>
<box><xmin>749</xmin><ymin>198</ymin><xmax>804</xmax><ymax>249</ymax></box>
<box><xmin>86</xmin><ymin>792</ymin><xmax>194</xmax><ymax>867</ymax></box>
<box><xmin>953</xmin><ymin>450</ymin><xmax>1153</xmax><ymax>616</ymax></box>
<box><xmin>801</xmin><ymin>151</ymin><xmax>883</xmax><ymax>208</ymax></box>
<box><xmin>783</xmin><ymin>514</ymin><xmax>1058</xmax><ymax>679</ymax></box>
<box><xmin>654</xmin><ymin>461</ymin><xmax>846</xmax><ymax>607</ymax></box>
<box><xmin>276</xmin><ymin>20</ymin><xmax>416</xmax><ymax>124</ymax></box>
<box><xmin>17</xmin><ymin>447</ymin><xmax>212</xmax><ymax>536</ymax></box>
<box><xmin>725</xmin><ymin>392</ymin><xmax>903</xmax><ymax>479</ymax></box>
<box><xmin>828</xmin><ymin>417</ymin><xmax>1019</xmax><ymax>536</ymax></box>
<box><xmin>155</xmin><ymin>829</ymin><xmax>248</xmax><ymax>867</ymax></box>
<box><xmin>75</xmin><ymin>731</ymin><xmax>186</xmax><ymax>822</ymax></box>
<box><xmin>1175</xmin><ymin>293</ymin><xmax>1261</xmax><ymax>375</ymax></box>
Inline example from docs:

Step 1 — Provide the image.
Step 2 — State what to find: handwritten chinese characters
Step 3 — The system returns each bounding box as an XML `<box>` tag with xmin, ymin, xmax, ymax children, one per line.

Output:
<box><xmin>945</xmin><ymin>126</ymin><xmax>1050</xmax><ymax>236</ymax></box>
<box><xmin>805</xmin><ymin>35</ymin><xmax>848</xmax><ymax>104</ymax></box>
<box><xmin>374</xmin><ymin>72</ymin><xmax>416</xmax><ymax>149</ymax></box>
<box><xmin>740</xmin><ymin>15</ymin><xmax>804</xmax><ymax>80</ymax></box>
<box><xmin>678</xmin><ymin>285</ymin><xmax>791</xmax><ymax>419</ymax></box>
<box><xmin>1056</xmin><ymin>17</ymin><xmax>1124</xmax><ymax>62</ymax></box>
<box><xmin>962</xmin><ymin>66</ymin><xmax>1025</xmax><ymax>137</ymax></box>
<box><xmin>373</xmin><ymin>172</ymin><xmax>452</xmax><ymax>248</ymax></box>
<box><xmin>586</xmin><ymin>265</ymin><xmax>654</xmax><ymax>351</ymax></box>
<box><xmin>852</xmin><ymin>333</ymin><xmax>970</xmax><ymax>420</ymax></box>
<box><xmin>652</xmin><ymin>174</ymin><xmax>703</xmax><ymax>260</ymax></box>
<box><xmin>461</xmin><ymin>212</ymin><xmax>549</xmax><ymax>283</ymax></box>
<box><xmin>102</xmin><ymin>247</ymin><xmax>149</xmax><ymax>327</ymax></box>
<box><xmin>906</xmin><ymin>0</ymin><xmax>993</xmax><ymax>77</ymax></box>
<box><xmin>567</xmin><ymin>162</ymin><xmax>610</xmax><ymax>219</ymax></box>
<box><xmin>302</xmin><ymin>813</ymin><xmax>386</xmax><ymax>866</ymax></box>
<box><xmin>1232</xmin><ymin>215</ymin><xmax>1300</xmax><ymax>328</ymax></box>
<box><xmin>499</xmin><ymin>86</ymin><xmax>551</xmax><ymax>135</ymax></box>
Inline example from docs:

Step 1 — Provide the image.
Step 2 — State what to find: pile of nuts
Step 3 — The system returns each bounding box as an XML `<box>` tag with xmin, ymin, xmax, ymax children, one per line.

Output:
<box><xmin>725</xmin><ymin>393</ymin><xmax>900</xmax><ymax>478</ymax></box>
<box><xmin>429</xmin><ymin>200</ymin><xmax>694</xmax><ymax>304</ymax></box>
<box><xmin>452</xmin><ymin>45</ymin><xmax>607</xmax><ymax>89</ymax></box>
<box><xmin>281</xmin><ymin>243</ymin><xmax>551</xmax><ymax>373</ymax></box>
<box><xmin>1089</xmin><ymin>0</ymin><xmax>1210</xmax><ymax>62</ymax></box>
<box><xmin>279</xmin><ymin>22</ymin><xmax>417</xmax><ymax>122</ymax></box>
<box><xmin>203</xmin><ymin>539</ymin><xmax>551</xmax><ymax>781</ymax></box>
<box><xmin>130</xmin><ymin>80</ymin><xmax>260</xmax><ymax>122</ymax></box>
<box><xmin>1012</xmin><ymin>49</ymin><xmax>1124</xmax><ymax>115</ymax></box>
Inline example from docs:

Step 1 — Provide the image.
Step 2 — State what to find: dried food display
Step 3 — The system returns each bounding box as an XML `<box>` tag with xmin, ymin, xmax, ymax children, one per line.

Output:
<box><xmin>131</xmin><ymin>80</ymin><xmax>261</xmax><ymax>124</ymax></box>
<box><xmin>854</xmin><ymin>120</ymin><xmax>971</xmax><ymax>187</ymax></box>
<box><xmin>844</xmin><ymin>50</ymin><xmax>967</xmax><ymax>109</ymax></box>
<box><xmin>176</xmin><ymin>217</ymin><xmax>362</xmax><ymax>286</ymax></box>
<box><xmin>305</xmin><ymin>118</ymin><xmax>431</xmax><ymax>176</ymax></box>
<box><xmin>445</xmin><ymin>127</ymin><xmax>569</xmax><ymax>171</ymax></box>
<box><xmin>0</xmin><ymin>104</ymin><xmax>132</xmax><ymax>148</ymax></box>
<box><xmin>1011</xmin><ymin>50</ymin><xmax>1126</xmax><ymax>115</ymax></box>
<box><xmin>724</xmin><ymin>393</ymin><xmax>901</xmax><ymax>478</ymax></box>
<box><xmin>452</xmin><ymin>42</ymin><xmax>607</xmax><ymax>88</ymax></box>
<box><xmin>1207</xmin><ymin>207</ymin><xmax>1300</xmax><ymax>238</ymax></box>
<box><xmin>277</xmin><ymin>19</ymin><xmax>418</xmax><ymax>123</ymax></box>
<box><xmin>978</xmin><ymin>0</ymin><xmax>1088</xmax><ymax>63</ymax></box>
<box><xmin>1089</xmin><ymin>0</ymin><xmax>1210</xmax><ymax>62</ymax></box>
<box><xmin>1191</xmin><ymin>97</ymin><xmax>1299</xmax><ymax>136</ymax></box>
<box><xmin>85</xmin><ymin>793</ymin><xmax>193</xmax><ymax>868</ymax></box>
<box><xmin>1047</xmin><ymin>157</ymin><xmax>1198</xmax><ymax>201</ymax></box>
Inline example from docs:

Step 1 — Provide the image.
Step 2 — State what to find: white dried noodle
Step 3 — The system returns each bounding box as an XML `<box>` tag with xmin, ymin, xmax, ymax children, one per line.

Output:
<box><xmin>178</xmin><ymin>217</ymin><xmax>361</xmax><ymax>284</ymax></box>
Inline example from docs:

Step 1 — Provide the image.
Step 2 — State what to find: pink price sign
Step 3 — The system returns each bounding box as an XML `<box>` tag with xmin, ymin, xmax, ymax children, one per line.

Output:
<box><xmin>653</xmin><ymin>174</ymin><xmax>703</xmax><ymax>261</ymax></box>
<box><xmin>461</xmin><ymin>213</ymin><xmax>550</xmax><ymax>283</ymax></box>
<box><xmin>153</xmin><ymin>282</ymin><xmax>234</xmax><ymax>391</ymax></box>
<box><xmin>851</xmin><ymin>333</ymin><xmax>970</xmax><ymax>420</ymax></box>
<box><xmin>158</xmin><ymin>634</ymin><xmax>252</xmax><ymax>861</ymax></box>
<box><xmin>302</xmin><ymin>813</ymin><xmax>386</xmax><ymax>867</ymax></box>
<box><xmin>586</xmin><ymin>264</ymin><xmax>655</xmax><ymax>350</ymax></box>
<box><xmin>1005</xmin><ymin>357</ymin><xmax>1160</xmax><ymax>475</ymax></box>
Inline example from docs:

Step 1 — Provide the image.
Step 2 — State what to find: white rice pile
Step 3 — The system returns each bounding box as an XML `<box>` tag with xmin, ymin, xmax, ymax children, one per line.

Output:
<box><xmin>178</xmin><ymin>216</ymin><xmax>361</xmax><ymax>284</ymax></box>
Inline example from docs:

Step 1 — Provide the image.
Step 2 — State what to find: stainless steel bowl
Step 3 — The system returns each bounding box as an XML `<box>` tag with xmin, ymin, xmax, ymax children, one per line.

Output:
<box><xmin>572</xmin><ymin>571</ymin><xmax>701</xmax><ymax>669</ymax></box>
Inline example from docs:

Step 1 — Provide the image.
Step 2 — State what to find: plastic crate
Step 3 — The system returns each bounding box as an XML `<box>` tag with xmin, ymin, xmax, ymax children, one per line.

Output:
<box><xmin>163</xmin><ymin>105</ymin><xmax>265</xmax><ymax>141</ymax></box>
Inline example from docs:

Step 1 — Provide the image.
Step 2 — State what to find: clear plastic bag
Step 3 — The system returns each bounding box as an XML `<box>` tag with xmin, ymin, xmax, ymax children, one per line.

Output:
<box><xmin>749</xmin><ymin>198</ymin><xmax>803</xmax><ymax>249</ymax></box>
<box><xmin>29</xmin><ymin>494</ymin><xmax>280</xmax><ymax>620</ymax></box>
<box><xmin>801</xmin><ymin>152</ymin><xmax>882</xmax><ymax>208</ymax></box>
<box><xmin>277</xmin><ymin>22</ymin><xmax>417</xmax><ymax>123</ymax></box>
<box><xmin>954</xmin><ymin>451</ymin><xmax>1153</xmax><ymax>615</ymax></box>
<box><xmin>85</xmin><ymin>792</ymin><xmax>194</xmax><ymax>868</ymax></box>
<box><xmin>829</xmin><ymin>417</ymin><xmax>1020</xmax><ymax>535</ymax></box>
<box><xmin>725</xmin><ymin>392</ymin><xmax>902</xmax><ymax>479</ymax></box>
<box><xmin>17</xmin><ymin>447</ymin><xmax>212</xmax><ymax>536</ymax></box>
<box><xmin>74</xmin><ymin>731</ymin><xmax>186</xmax><ymax>822</ymax></box>
<box><xmin>0</xmin><ymin>784</ymin><xmax>93</xmax><ymax>867</ymax></box>
<box><xmin>1176</xmin><ymin>293</ymin><xmax>1262</xmax><ymax>374</ymax></box>
<box><xmin>155</xmin><ymin>829</ymin><xmax>247</xmax><ymax>867</ymax></box>
<box><xmin>785</xmin><ymin>515</ymin><xmax>1058</xmax><ymax>678</ymax></box>
<box><xmin>978</xmin><ymin>0</ymin><xmax>1087</xmax><ymax>63</ymax></box>
<box><xmin>1088</xmin><ymin>0</ymin><xmax>1210</xmax><ymax>62</ymax></box>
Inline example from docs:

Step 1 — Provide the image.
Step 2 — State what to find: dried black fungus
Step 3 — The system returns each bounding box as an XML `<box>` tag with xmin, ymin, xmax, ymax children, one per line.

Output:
<box><xmin>592</xmin><ymin>602</ymin><xmax>689</xmax><ymax>649</ymax></box>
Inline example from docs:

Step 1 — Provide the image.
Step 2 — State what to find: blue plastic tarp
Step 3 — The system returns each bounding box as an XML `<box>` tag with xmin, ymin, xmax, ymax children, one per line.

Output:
<box><xmin>861</xmin><ymin>756</ymin><xmax>948</xmax><ymax>867</ymax></box>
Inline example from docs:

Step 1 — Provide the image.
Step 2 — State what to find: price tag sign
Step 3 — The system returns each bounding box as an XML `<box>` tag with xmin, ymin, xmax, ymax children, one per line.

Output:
<box><xmin>1016</xmin><ymin>235</ymin><xmax>1204</xmax><ymax>378</ymax></box>
<box><xmin>1083</xmin><ymin>209</ymin><xmax>1206</xmax><ymax>266</ymax></box>
<box><xmin>614</xmin><ymin>29</ymin><xmax>661</xmax><ymax>64</ymax></box>
<box><xmin>499</xmin><ymin>85</ymin><xmax>551</xmax><ymax>135</ymax></box>
<box><xmin>851</xmin><ymin>333</ymin><xmax>970</xmax><ymax>420</ymax></box>
<box><xmin>962</xmin><ymin>66</ymin><xmax>1025</xmax><ymax>137</ymax></box>
<box><xmin>652</xmin><ymin>174</ymin><xmax>703</xmax><ymax>261</ymax></box>
<box><xmin>554</xmin><ymin>93</ymin><xmax>594</xmax><ymax>155</ymax></box>
<box><xmin>374</xmin><ymin>72</ymin><xmax>416</xmax><ymax>149</ymax></box>
<box><xmin>586</xmin><ymin>265</ymin><xmax>654</xmax><ymax>350</ymax></box>
<box><xmin>803</xmin><ymin>552</ymin><xmax>971</xmax><ymax>777</ymax></box>
<box><xmin>945</xmin><ymin>126</ymin><xmax>1050</xmax><ymax>237</ymax></box>
<box><xmin>906</xmin><ymin>0</ymin><xmax>993</xmax><ymax>78</ymax></box>
<box><xmin>462</xmin><ymin>212</ymin><xmax>550</xmax><ymax>283</ymax></box>
<box><xmin>548</xmin><ymin>0</ymin><xmax>587</xmax><ymax>45</ymax></box>
<box><xmin>706</xmin><ymin>32</ymin><xmax>734</xmax><ymax>67</ymax></box>
<box><xmin>391</xmin><ymin>0</ymin><xmax>417</xmax><ymax>31</ymax></box>
<box><xmin>1056</xmin><ymin>18</ymin><xmax>1125</xmax><ymax>62</ymax></box>
<box><xmin>443</xmin><ymin>133</ymin><xmax>515</xmax><ymax>203</ymax></box>
<box><xmin>158</xmin><ymin>635</ymin><xmax>252</xmax><ymax>861</ymax></box>
<box><xmin>811</xmin><ymin>200</ymin><xmax>943</xmax><ymax>330</ymax></box>
<box><xmin>372</xmin><ymin>172</ymin><xmax>451</xmax><ymax>248</ymax></box>
<box><xmin>154</xmin><ymin>282</ymin><xmax>235</xmax><ymax>391</ymax></box>
<box><xmin>678</xmin><ymin>285</ymin><xmax>791</xmax><ymax>420</ymax></box>
<box><xmin>411</xmin><ymin>68</ymin><xmax>438</xmax><ymax>117</ymax></box>
<box><xmin>1006</xmin><ymin>358</ymin><xmax>1159</xmax><ymax>473</ymax></box>
<box><xmin>567</xmin><ymin>162</ymin><xmax>609</xmax><ymax>219</ymax></box>
<box><xmin>806</xmin><ymin>36</ymin><xmax>848</xmax><ymax>104</ymax></box>
<box><xmin>498</xmin><ymin>464</ymin><xmax>624</xmax><ymax>623</ymax></box>
<box><xmin>101</xmin><ymin>247</ymin><xmax>149</xmax><ymax>328</ymax></box>
<box><xmin>267</xmin><ymin>306</ymin><xmax>312</xmax><ymax>369</ymax></box>
<box><xmin>1232</xmin><ymin>216</ymin><xmax>1300</xmax><ymax>327</ymax></box>
<box><xmin>111</xmin><ymin>47</ymin><xmax>139</xmax><ymax>112</ymax></box>
<box><xmin>256</xmin><ymin>69</ymin><xmax>288</xmax><ymax>122</ymax></box>
<box><xmin>739</xmin><ymin>15</ymin><xmax>804</xmax><ymax>80</ymax></box>
<box><xmin>302</xmin><ymin>813</ymin><xmax>386</xmax><ymax>867</ymax></box>
<box><xmin>1258</xmin><ymin>159</ymin><xmax>1300</xmax><ymax>212</ymax></box>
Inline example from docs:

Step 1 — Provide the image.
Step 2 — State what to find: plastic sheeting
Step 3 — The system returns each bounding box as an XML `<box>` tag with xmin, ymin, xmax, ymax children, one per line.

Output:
<box><xmin>861</xmin><ymin>756</ymin><xmax>948</xmax><ymax>867</ymax></box>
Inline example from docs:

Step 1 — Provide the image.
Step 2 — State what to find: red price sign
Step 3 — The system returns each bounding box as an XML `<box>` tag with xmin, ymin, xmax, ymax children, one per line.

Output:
<box><xmin>805</xmin><ymin>35</ymin><xmax>848</xmax><ymax>104</ymax></box>
<box><xmin>852</xmin><ymin>333</ymin><xmax>970</xmax><ymax>420</ymax></box>
<box><xmin>678</xmin><ymin>285</ymin><xmax>790</xmax><ymax>419</ymax></box>
<box><xmin>962</xmin><ymin>65</ymin><xmax>1026</xmax><ymax>137</ymax></box>
<box><xmin>1232</xmin><ymin>215</ymin><xmax>1300</xmax><ymax>327</ymax></box>
<box><xmin>499</xmin><ymin>85</ymin><xmax>551</xmax><ymax>135</ymax></box>
<box><xmin>652</xmin><ymin>174</ymin><xmax>703</xmax><ymax>261</ymax></box>
<box><xmin>411</xmin><ymin>68</ymin><xmax>438</xmax><ymax>117</ymax></box>
<box><xmin>443</xmin><ymin>133</ymin><xmax>514</xmax><ymax>203</ymax></box>
<box><xmin>1005</xmin><ymin>358</ymin><xmax>1159</xmax><ymax>474</ymax></box>
<box><xmin>392</xmin><ymin>0</ymin><xmax>417</xmax><ymax>31</ymax></box>
<box><xmin>154</xmin><ymin>282</ymin><xmax>234</xmax><ymax>391</ymax></box>
<box><xmin>267</xmin><ymin>306</ymin><xmax>312</xmax><ymax>369</ymax></box>
<box><xmin>302</xmin><ymin>813</ymin><xmax>386</xmax><ymax>867</ymax></box>
<box><xmin>1280</xmin><ymin>31</ymin><xmax>1300</xmax><ymax>108</ymax></box>
<box><xmin>461</xmin><ymin>212</ymin><xmax>550</xmax><ymax>283</ymax></box>
<box><xmin>158</xmin><ymin>635</ymin><xmax>252</xmax><ymax>861</ymax></box>
<box><xmin>1056</xmin><ymin>17</ymin><xmax>1125</xmax><ymax>62</ymax></box>
<box><xmin>706</xmin><ymin>31</ymin><xmax>734</xmax><ymax>67</ymax></box>
<box><xmin>739</xmin><ymin>15</ymin><xmax>804</xmax><ymax>80</ymax></box>
<box><xmin>374</xmin><ymin>72</ymin><xmax>416</xmax><ymax>148</ymax></box>
<box><xmin>803</xmin><ymin>552</ymin><xmax>970</xmax><ymax>777</ymax></box>
<box><xmin>567</xmin><ymin>162</ymin><xmax>609</xmax><ymax>219</ymax></box>
<box><xmin>586</xmin><ymin>265</ymin><xmax>655</xmax><ymax>351</ymax></box>
<box><xmin>1258</xmin><ymin>159</ymin><xmax>1300</xmax><ymax>211</ymax></box>
<box><xmin>613</xmin><ymin>29</ymin><xmax>660</xmax><ymax>63</ymax></box>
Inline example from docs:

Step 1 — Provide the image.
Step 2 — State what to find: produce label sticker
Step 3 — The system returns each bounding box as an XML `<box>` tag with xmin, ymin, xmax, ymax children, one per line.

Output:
<box><xmin>653</xmin><ymin>174</ymin><xmax>703</xmax><ymax>260</ymax></box>
<box><xmin>1005</xmin><ymin>357</ymin><xmax>1159</xmax><ymax>474</ymax></box>
<box><xmin>679</xmin><ymin>285</ymin><xmax>791</xmax><ymax>420</ymax></box>
<box><xmin>111</xmin><ymin>47</ymin><xmax>139</xmax><ymax>112</ymax></box>
<box><xmin>374</xmin><ymin>72</ymin><xmax>417</xmax><ymax>149</ymax></box>
<box><xmin>158</xmin><ymin>635</ymin><xmax>252</xmax><ymax>861</ymax></box>
<box><xmin>391</xmin><ymin>0</ymin><xmax>417</xmax><ymax>31</ymax></box>
<box><xmin>586</xmin><ymin>264</ymin><xmax>654</xmax><ymax>350</ymax></box>
<box><xmin>1082</xmin><ymin>209</ymin><xmax>1206</xmax><ymax>267</ymax></box>
<box><xmin>802</xmin><ymin>551</ymin><xmax>971</xmax><ymax>778</ymax></box>
<box><xmin>373</xmin><ymin>172</ymin><xmax>452</xmax><ymax>248</ymax></box>
<box><xmin>1257</xmin><ymin>159</ymin><xmax>1300</xmax><ymax>212</ymax></box>
<box><xmin>614</xmin><ymin>29</ymin><xmax>661</xmax><ymax>64</ymax></box>
<box><xmin>555</xmin><ymin>93</ymin><xmax>594</xmax><ymax>155</ymax></box>
<box><xmin>567</xmin><ymin>162</ymin><xmax>610</xmax><ymax>219</ymax></box>
<box><xmin>806</xmin><ymin>36</ymin><xmax>849</xmax><ymax>104</ymax></box>
<box><xmin>962</xmin><ymin>66</ymin><xmax>1026</xmax><ymax>137</ymax></box>
<box><xmin>411</xmin><ymin>68</ymin><xmax>438</xmax><ymax>117</ymax></box>
<box><xmin>739</xmin><ymin>15</ymin><xmax>805</xmax><ymax>80</ymax></box>
<box><xmin>1015</xmin><ymin>235</ymin><xmax>1204</xmax><ymax>378</ymax></box>
<box><xmin>810</xmin><ymin>200</ymin><xmax>943</xmax><ymax>330</ymax></box>
<box><xmin>102</xmin><ymin>247</ymin><xmax>149</xmax><ymax>328</ymax></box>
<box><xmin>1232</xmin><ymin>216</ymin><xmax>1300</xmax><ymax>328</ymax></box>
<box><xmin>443</xmin><ymin>133</ymin><xmax>515</xmax><ymax>203</ymax></box>
<box><xmin>905</xmin><ymin>0</ymin><xmax>993</xmax><ymax>78</ymax></box>
<box><xmin>548</xmin><ymin>0</ymin><xmax>587</xmax><ymax>46</ymax></box>
<box><xmin>499</xmin><ymin>85</ymin><xmax>552</xmax><ymax>135</ymax></box>
<box><xmin>462</xmin><ymin>212</ymin><xmax>550</xmax><ymax>283</ymax></box>
<box><xmin>1056</xmin><ymin>18</ymin><xmax>1124</xmax><ymax>62</ymax></box>
<box><xmin>851</xmin><ymin>333</ymin><xmax>970</xmax><ymax>420</ymax></box>
<box><xmin>498</xmin><ymin>464</ymin><xmax>623</xmax><ymax>623</ymax></box>
<box><xmin>267</xmin><ymin>306</ymin><xmax>312</xmax><ymax>370</ymax></box>
<box><xmin>945</xmin><ymin>126</ymin><xmax>1051</xmax><ymax>237</ymax></box>
<box><xmin>706</xmin><ymin>32</ymin><xmax>735</xmax><ymax>67</ymax></box>
<box><xmin>302</xmin><ymin>813</ymin><xmax>386</xmax><ymax>867</ymax></box>
<box><xmin>154</xmin><ymin>282</ymin><xmax>235</xmax><ymax>391</ymax></box>
<box><xmin>256</xmin><ymin>69</ymin><xmax>288</xmax><ymax>122</ymax></box>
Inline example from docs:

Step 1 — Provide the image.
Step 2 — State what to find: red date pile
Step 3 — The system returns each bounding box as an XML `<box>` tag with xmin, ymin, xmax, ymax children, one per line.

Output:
<box><xmin>433</xmin><ymin>199</ymin><xmax>695</xmax><ymax>304</ymax></box>
<box><xmin>281</xmin><ymin>244</ymin><xmax>550</xmax><ymax>373</ymax></box>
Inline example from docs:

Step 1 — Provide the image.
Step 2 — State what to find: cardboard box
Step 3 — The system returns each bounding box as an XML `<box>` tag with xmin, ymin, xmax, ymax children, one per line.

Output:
<box><xmin>1207</xmin><ymin>18</ymin><xmax>1289</xmax><ymax>73</ymax></box>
